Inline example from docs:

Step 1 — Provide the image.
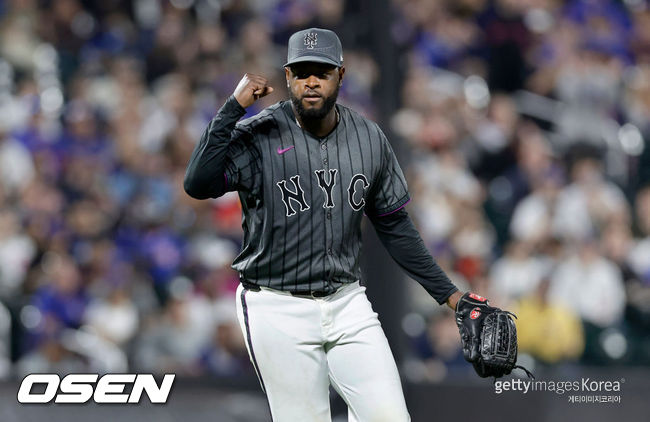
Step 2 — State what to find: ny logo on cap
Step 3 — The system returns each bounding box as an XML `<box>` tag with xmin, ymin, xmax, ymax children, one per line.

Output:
<box><xmin>304</xmin><ymin>33</ymin><xmax>317</xmax><ymax>49</ymax></box>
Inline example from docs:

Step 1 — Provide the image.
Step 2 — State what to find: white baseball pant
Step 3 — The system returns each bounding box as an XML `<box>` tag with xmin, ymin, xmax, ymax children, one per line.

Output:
<box><xmin>235</xmin><ymin>281</ymin><xmax>411</xmax><ymax>422</ymax></box>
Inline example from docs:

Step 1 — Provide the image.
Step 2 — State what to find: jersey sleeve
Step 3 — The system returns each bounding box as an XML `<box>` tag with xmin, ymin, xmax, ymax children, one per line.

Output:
<box><xmin>366</xmin><ymin>129</ymin><xmax>410</xmax><ymax>217</ymax></box>
<box><xmin>223</xmin><ymin>126</ymin><xmax>262</xmax><ymax>195</ymax></box>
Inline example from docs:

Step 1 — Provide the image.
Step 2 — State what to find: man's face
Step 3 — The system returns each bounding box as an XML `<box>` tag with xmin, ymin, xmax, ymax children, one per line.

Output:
<box><xmin>285</xmin><ymin>62</ymin><xmax>344</xmax><ymax>120</ymax></box>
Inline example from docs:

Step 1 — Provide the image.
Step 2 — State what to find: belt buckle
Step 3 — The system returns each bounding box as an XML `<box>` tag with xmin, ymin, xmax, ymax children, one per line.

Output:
<box><xmin>290</xmin><ymin>290</ymin><xmax>329</xmax><ymax>298</ymax></box>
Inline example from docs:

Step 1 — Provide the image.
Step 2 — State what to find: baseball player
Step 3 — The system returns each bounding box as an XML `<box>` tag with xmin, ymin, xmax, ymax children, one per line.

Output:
<box><xmin>184</xmin><ymin>28</ymin><xmax>511</xmax><ymax>421</ymax></box>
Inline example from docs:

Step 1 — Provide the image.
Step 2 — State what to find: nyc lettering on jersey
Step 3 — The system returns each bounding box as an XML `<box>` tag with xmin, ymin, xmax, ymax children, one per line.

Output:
<box><xmin>17</xmin><ymin>373</ymin><xmax>175</xmax><ymax>404</ymax></box>
<box><xmin>277</xmin><ymin>170</ymin><xmax>370</xmax><ymax>216</ymax></box>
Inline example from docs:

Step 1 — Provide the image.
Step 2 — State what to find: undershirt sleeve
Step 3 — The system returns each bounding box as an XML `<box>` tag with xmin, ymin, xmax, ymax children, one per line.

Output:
<box><xmin>184</xmin><ymin>95</ymin><xmax>253</xmax><ymax>199</ymax></box>
<box><xmin>368</xmin><ymin>208</ymin><xmax>459</xmax><ymax>305</ymax></box>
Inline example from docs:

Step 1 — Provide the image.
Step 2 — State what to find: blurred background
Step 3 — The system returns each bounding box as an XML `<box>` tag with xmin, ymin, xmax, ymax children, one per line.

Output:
<box><xmin>0</xmin><ymin>0</ymin><xmax>649</xmax><ymax>421</ymax></box>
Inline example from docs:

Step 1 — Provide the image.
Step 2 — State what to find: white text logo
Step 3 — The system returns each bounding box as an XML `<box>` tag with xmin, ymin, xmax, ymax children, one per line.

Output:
<box><xmin>17</xmin><ymin>374</ymin><xmax>175</xmax><ymax>404</ymax></box>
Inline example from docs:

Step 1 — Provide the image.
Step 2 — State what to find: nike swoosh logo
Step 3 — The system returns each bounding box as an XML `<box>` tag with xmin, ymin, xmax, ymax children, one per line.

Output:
<box><xmin>277</xmin><ymin>146</ymin><xmax>295</xmax><ymax>155</ymax></box>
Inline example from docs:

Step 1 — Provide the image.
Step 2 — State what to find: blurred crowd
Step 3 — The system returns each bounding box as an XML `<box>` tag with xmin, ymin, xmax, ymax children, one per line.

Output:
<box><xmin>0</xmin><ymin>0</ymin><xmax>649</xmax><ymax>383</ymax></box>
<box><xmin>395</xmin><ymin>0</ymin><xmax>650</xmax><ymax>381</ymax></box>
<box><xmin>0</xmin><ymin>0</ymin><xmax>380</xmax><ymax>380</ymax></box>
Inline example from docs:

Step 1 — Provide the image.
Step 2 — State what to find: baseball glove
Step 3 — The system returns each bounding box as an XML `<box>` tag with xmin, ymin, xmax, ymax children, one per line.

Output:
<box><xmin>455</xmin><ymin>292</ymin><xmax>534</xmax><ymax>380</ymax></box>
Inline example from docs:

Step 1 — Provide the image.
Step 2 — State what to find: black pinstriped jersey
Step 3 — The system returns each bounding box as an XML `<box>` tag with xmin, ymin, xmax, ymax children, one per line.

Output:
<box><xmin>199</xmin><ymin>96</ymin><xmax>410</xmax><ymax>293</ymax></box>
<box><xmin>185</xmin><ymin>96</ymin><xmax>459</xmax><ymax>304</ymax></box>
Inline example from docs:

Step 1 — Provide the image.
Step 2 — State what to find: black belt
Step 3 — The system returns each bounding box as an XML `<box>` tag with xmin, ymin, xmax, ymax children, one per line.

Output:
<box><xmin>240</xmin><ymin>279</ymin><xmax>333</xmax><ymax>298</ymax></box>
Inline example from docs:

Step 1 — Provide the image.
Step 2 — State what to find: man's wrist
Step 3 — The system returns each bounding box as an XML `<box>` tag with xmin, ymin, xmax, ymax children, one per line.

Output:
<box><xmin>232</xmin><ymin>93</ymin><xmax>247</xmax><ymax>109</ymax></box>
<box><xmin>447</xmin><ymin>290</ymin><xmax>464</xmax><ymax>311</ymax></box>
<box><xmin>226</xmin><ymin>95</ymin><xmax>247</xmax><ymax>114</ymax></box>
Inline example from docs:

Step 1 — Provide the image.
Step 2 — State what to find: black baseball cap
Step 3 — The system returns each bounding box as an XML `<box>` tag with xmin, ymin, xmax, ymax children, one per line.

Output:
<box><xmin>284</xmin><ymin>28</ymin><xmax>343</xmax><ymax>68</ymax></box>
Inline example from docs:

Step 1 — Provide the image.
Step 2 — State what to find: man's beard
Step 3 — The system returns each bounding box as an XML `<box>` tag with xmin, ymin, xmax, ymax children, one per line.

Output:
<box><xmin>290</xmin><ymin>85</ymin><xmax>339</xmax><ymax>121</ymax></box>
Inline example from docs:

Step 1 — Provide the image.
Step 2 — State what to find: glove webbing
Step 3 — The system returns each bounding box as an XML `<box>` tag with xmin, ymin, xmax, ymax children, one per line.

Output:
<box><xmin>489</xmin><ymin>311</ymin><xmax>534</xmax><ymax>382</ymax></box>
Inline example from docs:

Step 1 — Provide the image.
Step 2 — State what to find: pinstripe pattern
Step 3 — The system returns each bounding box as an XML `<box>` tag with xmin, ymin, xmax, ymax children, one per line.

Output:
<box><xmin>228</xmin><ymin>101</ymin><xmax>409</xmax><ymax>293</ymax></box>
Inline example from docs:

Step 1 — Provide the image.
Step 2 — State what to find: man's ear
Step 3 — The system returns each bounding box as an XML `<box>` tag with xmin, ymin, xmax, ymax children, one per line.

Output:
<box><xmin>285</xmin><ymin>67</ymin><xmax>291</xmax><ymax>87</ymax></box>
<box><xmin>338</xmin><ymin>66</ymin><xmax>345</xmax><ymax>87</ymax></box>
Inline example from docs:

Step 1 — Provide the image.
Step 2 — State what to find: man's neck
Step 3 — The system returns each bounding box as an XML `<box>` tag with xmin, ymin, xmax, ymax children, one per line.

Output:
<box><xmin>292</xmin><ymin>104</ymin><xmax>339</xmax><ymax>138</ymax></box>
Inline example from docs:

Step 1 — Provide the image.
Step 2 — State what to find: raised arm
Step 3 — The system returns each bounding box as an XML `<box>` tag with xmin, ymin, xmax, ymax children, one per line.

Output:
<box><xmin>183</xmin><ymin>74</ymin><xmax>273</xmax><ymax>199</ymax></box>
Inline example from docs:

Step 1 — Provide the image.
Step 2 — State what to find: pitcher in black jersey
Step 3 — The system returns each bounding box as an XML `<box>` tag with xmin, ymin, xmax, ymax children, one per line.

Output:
<box><xmin>185</xmin><ymin>27</ymin><xmax>465</xmax><ymax>422</ymax></box>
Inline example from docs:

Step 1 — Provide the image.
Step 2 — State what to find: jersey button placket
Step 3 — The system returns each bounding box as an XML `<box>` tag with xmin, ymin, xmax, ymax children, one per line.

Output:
<box><xmin>321</xmin><ymin>139</ymin><xmax>334</xmax><ymax>287</ymax></box>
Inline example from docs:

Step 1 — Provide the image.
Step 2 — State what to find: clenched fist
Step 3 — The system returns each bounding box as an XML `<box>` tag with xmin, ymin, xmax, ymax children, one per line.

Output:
<box><xmin>233</xmin><ymin>73</ymin><xmax>274</xmax><ymax>108</ymax></box>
